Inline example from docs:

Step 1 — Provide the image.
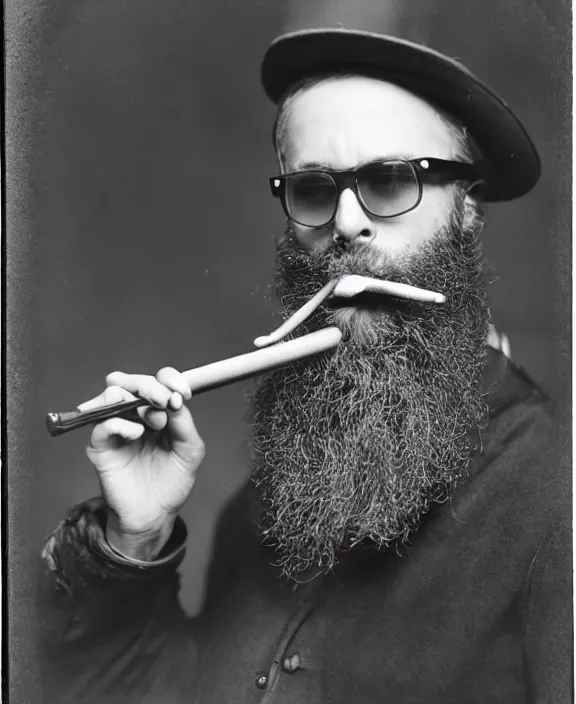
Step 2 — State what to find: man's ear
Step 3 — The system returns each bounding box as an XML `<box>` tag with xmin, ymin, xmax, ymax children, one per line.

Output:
<box><xmin>462</xmin><ymin>184</ymin><xmax>486</xmax><ymax>234</ymax></box>
<box><xmin>465</xmin><ymin>179</ymin><xmax>486</xmax><ymax>202</ymax></box>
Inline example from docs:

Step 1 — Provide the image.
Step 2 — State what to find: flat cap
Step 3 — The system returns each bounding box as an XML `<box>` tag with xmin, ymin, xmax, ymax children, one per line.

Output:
<box><xmin>261</xmin><ymin>29</ymin><xmax>540</xmax><ymax>201</ymax></box>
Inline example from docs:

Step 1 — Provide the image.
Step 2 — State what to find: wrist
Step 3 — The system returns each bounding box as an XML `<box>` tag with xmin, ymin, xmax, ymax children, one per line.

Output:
<box><xmin>105</xmin><ymin>511</ymin><xmax>176</xmax><ymax>561</ymax></box>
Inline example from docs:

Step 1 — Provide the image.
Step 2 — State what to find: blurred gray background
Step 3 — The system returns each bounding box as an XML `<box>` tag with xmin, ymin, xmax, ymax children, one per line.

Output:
<box><xmin>7</xmin><ymin>0</ymin><xmax>570</xmax><ymax>700</ymax></box>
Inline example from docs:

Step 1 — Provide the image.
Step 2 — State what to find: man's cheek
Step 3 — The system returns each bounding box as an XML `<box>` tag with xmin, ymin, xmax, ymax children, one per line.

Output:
<box><xmin>275</xmin><ymin>224</ymin><xmax>292</xmax><ymax>246</ymax></box>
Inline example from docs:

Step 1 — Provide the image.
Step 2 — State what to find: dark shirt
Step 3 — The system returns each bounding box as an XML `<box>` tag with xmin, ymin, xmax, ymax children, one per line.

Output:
<box><xmin>39</xmin><ymin>348</ymin><xmax>572</xmax><ymax>703</ymax></box>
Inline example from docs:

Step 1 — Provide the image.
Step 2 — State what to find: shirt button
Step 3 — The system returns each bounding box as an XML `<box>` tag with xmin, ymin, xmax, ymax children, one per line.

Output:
<box><xmin>255</xmin><ymin>675</ymin><xmax>268</xmax><ymax>689</ymax></box>
<box><xmin>283</xmin><ymin>653</ymin><xmax>301</xmax><ymax>673</ymax></box>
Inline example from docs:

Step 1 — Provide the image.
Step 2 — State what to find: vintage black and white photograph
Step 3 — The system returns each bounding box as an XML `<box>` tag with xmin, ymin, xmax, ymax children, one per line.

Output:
<box><xmin>6</xmin><ymin>0</ymin><xmax>572</xmax><ymax>702</ymax></box>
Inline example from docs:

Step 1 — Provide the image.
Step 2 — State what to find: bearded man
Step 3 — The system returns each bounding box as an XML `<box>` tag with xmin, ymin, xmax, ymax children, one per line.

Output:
<box><xmin>40</xmin><ymin>29</ymin><xmax>570</xmax><ymax>704</ymax></box>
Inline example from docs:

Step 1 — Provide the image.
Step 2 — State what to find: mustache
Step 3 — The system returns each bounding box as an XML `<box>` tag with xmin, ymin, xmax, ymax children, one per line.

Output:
<box><xmin>274</xmin><ymin>236</ymin><xmax>477</xmax><ymax>339</ymax></box>
<box><xmin>277</xmin><ymin>234</ymin><xmax>407</xmax><ymax>284</ymax></box>
<box><xmin>276</xmin><ymin>206</ymin><xmax>487</xmax><ymax>311</ymax></box>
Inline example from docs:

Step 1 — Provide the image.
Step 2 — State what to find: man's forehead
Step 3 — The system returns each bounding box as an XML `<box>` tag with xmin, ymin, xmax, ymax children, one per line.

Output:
<box><xmin>293</xmin><ymin>75</ymin><xmax>437</xmax><ymax>108</ymax></box>
<box><xmin>281</xmin><ymin>75</ymin><xmax>458</xmax><ymax>168</ymax></box>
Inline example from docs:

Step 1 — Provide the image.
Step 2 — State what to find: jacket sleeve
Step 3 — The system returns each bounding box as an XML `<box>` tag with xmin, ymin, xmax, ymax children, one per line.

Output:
<box><xmin>525</xmin><ymin>524</ymin><xmax>573</xmax><ymax>704</ymax></box>
<box><xmin>38</xmin><ymin>497</ymin><xmax>197</xmax><ymax>704</ymax></box>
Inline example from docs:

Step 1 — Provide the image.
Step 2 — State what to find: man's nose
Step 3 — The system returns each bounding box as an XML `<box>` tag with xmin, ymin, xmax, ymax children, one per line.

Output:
<box><xmin>332</xmin><ymin>188</ymin><xmax>376</xmax><ymax>246</ymax></box>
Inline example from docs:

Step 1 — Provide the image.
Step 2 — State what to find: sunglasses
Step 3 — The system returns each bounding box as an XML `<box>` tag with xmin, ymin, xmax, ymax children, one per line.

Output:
<box><xmin>270</xmin><ymin>157</ymin><xmax>482</xmax><ymax>228</ymax></box>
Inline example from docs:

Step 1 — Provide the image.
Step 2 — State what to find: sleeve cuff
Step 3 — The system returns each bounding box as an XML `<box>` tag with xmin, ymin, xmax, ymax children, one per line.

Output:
<box><xmin>41</xmin><ymin>497</ymin><xmax>188</xmax><ymax>591</ymax></box>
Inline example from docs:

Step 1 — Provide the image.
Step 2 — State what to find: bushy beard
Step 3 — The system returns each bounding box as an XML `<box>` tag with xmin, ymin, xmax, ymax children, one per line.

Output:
<box><xmin>251</xmin><ymin>195</ymin><xmax>491</xmax><ymax>582</ymax></box>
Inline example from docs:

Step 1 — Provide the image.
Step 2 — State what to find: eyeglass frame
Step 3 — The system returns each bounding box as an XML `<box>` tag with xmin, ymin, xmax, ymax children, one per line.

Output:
<box><xmin>269</xmin><ymin>157</ymin><xmax>483</xmax><ymax>228</ymax></box>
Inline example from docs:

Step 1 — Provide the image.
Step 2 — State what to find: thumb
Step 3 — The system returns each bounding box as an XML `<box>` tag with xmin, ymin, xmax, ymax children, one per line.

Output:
<box><xmin>164</xmin><ymin>401</ymin><xmax>206</xmax><ymax>468</ymax></box>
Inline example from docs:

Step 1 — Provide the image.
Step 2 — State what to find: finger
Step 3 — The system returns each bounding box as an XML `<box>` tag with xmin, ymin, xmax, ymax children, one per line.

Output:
<box><xmin>141</xmin><ymin>407</ymin><xmax>168</xmax><ymax>432</ymax></box>
<box><xmin>155</xmin><ymin>367</ymin><xmax>192</xmax><ymax>400</ymax></box>
<box><xmin>105</xmin><ymin>371</ymin><xmax>173</xmax><ymax>408</ymax></box>
<box><xmin>135</xmin><ymin>396</ymin><xmax>181</xmax><ymax>419</ymax></box>
<box><xmin>168</xmin><ymin>392</ymin><xmax>184</xmax><ymax>412</ymax></box>
<box><xmin>78</xmin><ymin>385</ymin><xmax>136</xmax><ymax>412</ymax></box>
<box><xmin>88</xmin><ymin>417</ymin><xmax>146</xmax><ymax>451</ymax></box>
<box><xmin>164</xmin><ymin>405</ymin><xmax>205</xmax><ymax>465</ymax></box>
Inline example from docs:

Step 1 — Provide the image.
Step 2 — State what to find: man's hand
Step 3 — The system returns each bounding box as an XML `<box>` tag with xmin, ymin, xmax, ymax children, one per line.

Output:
<box><xmin>79</xmin><ymin>367</ymin><xmax>205</xmax><ymax>560</ymax></box>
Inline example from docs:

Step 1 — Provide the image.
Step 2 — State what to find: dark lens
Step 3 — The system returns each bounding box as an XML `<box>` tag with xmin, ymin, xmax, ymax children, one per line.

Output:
<box><xmin>357</xmin><ymin>161</ymin><xmax>419</xmax><ymax>217</ymax></box>
<box><xmin>286</xmin><ymin>172</ymin><xmax>337</xmax><ymax>227</ymax></box>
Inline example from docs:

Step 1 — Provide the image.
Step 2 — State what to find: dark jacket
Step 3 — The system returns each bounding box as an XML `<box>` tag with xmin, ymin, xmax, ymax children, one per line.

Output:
<box><xmin>39</xmin><ymin>349</ymin><xmax>572</xmax><ymax>703</ymax></box>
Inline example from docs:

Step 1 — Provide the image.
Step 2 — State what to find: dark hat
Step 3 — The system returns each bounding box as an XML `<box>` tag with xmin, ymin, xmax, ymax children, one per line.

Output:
<box><xmin>261</xmin><ymin>28</ymin><xmax>540</xmax><ymax>201</ymax></box>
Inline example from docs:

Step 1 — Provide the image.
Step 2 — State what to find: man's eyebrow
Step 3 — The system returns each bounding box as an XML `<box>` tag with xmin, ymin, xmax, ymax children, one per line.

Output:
<box><xmin>292</xmin><ymin>161</ymin><xmax>330</xmax><ymax>171</ymax></box>
<box><xmin>291</xmin><ymin>155</ymin><xmax>421</xmax><ymax>171</ymax></box>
